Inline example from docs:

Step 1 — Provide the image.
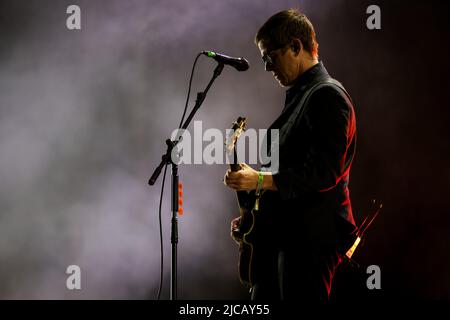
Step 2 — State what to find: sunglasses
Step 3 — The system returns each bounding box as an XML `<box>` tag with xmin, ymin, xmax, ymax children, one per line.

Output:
<box><xmin>261</xmin><ymin>45</ymin><xmax>287</xmax><ymax>69</ymax></box>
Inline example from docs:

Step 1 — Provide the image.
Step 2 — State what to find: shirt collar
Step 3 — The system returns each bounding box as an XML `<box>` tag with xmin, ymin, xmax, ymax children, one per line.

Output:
<box><xmin>286</xmin><ymin>61</ymin><xmax>328</xmax><ymax>98</ymax></box>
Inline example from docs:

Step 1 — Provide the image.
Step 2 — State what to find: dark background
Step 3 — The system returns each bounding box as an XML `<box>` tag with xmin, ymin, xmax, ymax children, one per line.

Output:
<box><xmin>0</xmin><ymin>0</ymin><xmax>449</xmax><ymax>299</ymax></box>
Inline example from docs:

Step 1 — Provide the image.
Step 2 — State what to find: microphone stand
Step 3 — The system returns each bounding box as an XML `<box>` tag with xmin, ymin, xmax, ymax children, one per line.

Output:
<box><xmin>148</xmin><ymin>62</ymin><xmax>224</xmax><ymax>300</ymax></box>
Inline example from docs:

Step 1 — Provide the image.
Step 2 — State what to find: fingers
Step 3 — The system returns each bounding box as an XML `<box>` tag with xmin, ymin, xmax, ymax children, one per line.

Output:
<box><xmin>223</xmin><ymin>169</ymin><xmax>231</xmax><ymax>186</ymax></box>
<box><xmin>223</xmin><ymin>164</ymin><xmax>254</xmax><ymax>190</ymax></box>
<box><xmin>239</xmin><ymin>163</ymin><xmax>255</xmax><ymax>171</ymax></box>
<box><xmin>231</xmin><ymin>216</ymin><xmax>241</xmax><ymax>229</ymax></box>
<box><xmin>224</xmin><ymin>170</ymin><xmax>242</xmax><ymax>189</ymax></box>
<box><xmin>239</xmin><ymin>163</ymin><xmax>249</xmax><ymax>169</ymax></box>
<box><xmin>230</xmin><ymin>216</ymin><xmax>242</xmax><ymax>244</ymax></box>
<box><xmin>225</xmin><ymin>182</ymin><xmax>242</xmax><ymax>190</ymax></box>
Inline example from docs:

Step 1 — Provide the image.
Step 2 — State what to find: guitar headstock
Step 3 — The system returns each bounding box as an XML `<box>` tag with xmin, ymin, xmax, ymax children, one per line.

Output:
<box><xmin>225</xmin><ymin>116</ymin><xmax>247</xmax><ymax>154</ymax></box>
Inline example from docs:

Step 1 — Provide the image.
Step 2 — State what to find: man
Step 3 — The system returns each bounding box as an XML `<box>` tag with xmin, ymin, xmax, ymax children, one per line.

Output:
<box><xmin>224</xmin><ymin>9</ymin><xmax>358</xmax><ymax>302</ymax></box>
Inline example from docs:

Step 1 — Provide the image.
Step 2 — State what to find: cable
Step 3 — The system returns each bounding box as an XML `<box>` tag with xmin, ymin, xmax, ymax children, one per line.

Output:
<box><xmin>342</xmin><ymin>199</ymin><xmax>383</xmax><ymax>269</ymax></box>
<box><xmin>155</xmin><ymin>52</ymin><xmax>203</xmax><ymax>300</ymax></box>
<box><xmin>178</xmin><ymin>52</ymin><xmax>203</xmax><ymax>129</ymax></box>
<box><xmin>359</xmin><ymin>200</ymin><xmax>382</xmax><ymax>236</ymax></box>
<box><xmin>156</xmin><ymin>163</ymin><xmax>168</xmax><ymax>300</ymax></box>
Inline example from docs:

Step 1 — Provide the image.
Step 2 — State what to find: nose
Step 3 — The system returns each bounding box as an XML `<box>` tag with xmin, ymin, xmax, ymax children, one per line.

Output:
<box><xmin>264</xmin><ymin>61</ymin><xmax>274</xmax><ymax>72</ymax></box>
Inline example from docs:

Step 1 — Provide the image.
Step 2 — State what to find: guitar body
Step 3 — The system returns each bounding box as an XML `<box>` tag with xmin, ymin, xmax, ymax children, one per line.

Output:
<box><xmin>234</xmin><ymin>187</ymin><xmax>268</xmax><ymax>286</ymax></box>
<box><xmin>232</xmin><ymin>175</ymin><xmax>259</xmax><ymax>286</ymax></box>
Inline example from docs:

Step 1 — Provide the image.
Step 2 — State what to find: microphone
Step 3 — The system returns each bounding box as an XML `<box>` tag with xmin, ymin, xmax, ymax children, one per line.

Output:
<box><xmin>202</xmin><ymin>51</ymin><xmax>249</xmax><ymax>71</ymax></box>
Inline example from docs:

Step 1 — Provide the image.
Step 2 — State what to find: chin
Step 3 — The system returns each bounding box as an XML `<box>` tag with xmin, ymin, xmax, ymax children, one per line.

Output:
<box><xmin>277</xmin><ymin>82</ymin><xmax>287</xmax><ymax>87</ymax></box>
<box><xmin>274</xmin><ymin>76</ymin><xmax>287</xmax><ymax>87</ymax></box>
<box><xmin>278</xmin><ymin>79</ymin><xmax>289</xmax><ymax>87</ymax></box>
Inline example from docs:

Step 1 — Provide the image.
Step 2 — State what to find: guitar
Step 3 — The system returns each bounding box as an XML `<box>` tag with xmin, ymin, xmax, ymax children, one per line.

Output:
<box><xmin>225</xmin><ymin>117</ymin><xmax>265</xmax><ymax>286</ymax></box>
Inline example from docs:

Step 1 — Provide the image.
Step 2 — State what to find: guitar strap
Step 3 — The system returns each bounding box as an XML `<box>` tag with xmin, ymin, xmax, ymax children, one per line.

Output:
<box><xmin>261</xmin><ymin>77</ymin><xmax>353</xmax><ymax>174</ymax></box>
<box><xmin>279</xmin><ymin>77</ymin><xmax>353</xmax><ymax>144</ymax></box>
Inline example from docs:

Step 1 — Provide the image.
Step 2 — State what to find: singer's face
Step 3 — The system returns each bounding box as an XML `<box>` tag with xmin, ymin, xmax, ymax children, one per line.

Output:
<box><xmin>258</xmin><ymin>41</ymin><xmax>299</xmax><ymax>87</ymax></box>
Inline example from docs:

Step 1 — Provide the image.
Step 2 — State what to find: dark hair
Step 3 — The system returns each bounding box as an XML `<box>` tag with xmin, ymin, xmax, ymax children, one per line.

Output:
<box><xmin>255</xmin><ymin>9</ymin><xmax>319</xmax><ymax>58</ymax></box>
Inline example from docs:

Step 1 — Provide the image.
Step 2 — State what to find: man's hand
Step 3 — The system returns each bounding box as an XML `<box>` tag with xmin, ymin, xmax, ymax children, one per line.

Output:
<box><xmin>223</xmin><ymin>163</ymin><xmax>278</xmax><ymax>191</ymax></box>
<box><xmin>223</xmin><ymin>163</ymin><xmax>259</xmax><ymax>191</ymax></box>
<box><xmin>230</xmin><ymin>216</ymin><xmax>242</xmax><ymax>244</ymax></box>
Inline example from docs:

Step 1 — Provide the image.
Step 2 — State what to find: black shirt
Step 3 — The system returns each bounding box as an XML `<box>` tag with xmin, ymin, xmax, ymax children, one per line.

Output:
<box><xmin>260</xmin><ymin>61</ymin><xmax>357</xmax><ymax>251</ymax></box>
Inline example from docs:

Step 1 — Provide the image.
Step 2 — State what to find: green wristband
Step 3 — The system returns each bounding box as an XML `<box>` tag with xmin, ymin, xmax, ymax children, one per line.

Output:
<box><xmin>256</xmin><ymin>172</ymin><xmax>264</xmax><ymax>195</ymax></box>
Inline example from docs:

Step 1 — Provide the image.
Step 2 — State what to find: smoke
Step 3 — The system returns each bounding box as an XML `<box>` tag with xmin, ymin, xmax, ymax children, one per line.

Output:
<box><xmin>0</xmin><ymin>0</ymin><xmax>314</xmax><ymax>299</ymax></box>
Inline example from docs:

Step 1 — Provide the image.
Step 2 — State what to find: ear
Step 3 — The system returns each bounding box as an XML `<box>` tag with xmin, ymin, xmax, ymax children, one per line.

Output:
<box><xmin>291</xmin><ymin>39</ymin><xmax>302</xmax><ymax>55</ymax></box>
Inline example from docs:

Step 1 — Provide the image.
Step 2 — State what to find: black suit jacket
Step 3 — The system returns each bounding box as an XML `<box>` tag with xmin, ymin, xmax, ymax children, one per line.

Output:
<box><xmin>259</xmin><ymin>62</ymin><xmax>357</xmax><ymax>253</ymax></box>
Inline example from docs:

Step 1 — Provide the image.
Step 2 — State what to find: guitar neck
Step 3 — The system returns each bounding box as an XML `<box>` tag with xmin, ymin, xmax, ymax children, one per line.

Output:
<box><xmin>230</xmin><ymin>149</ymin><xmax>240</xmax><ymax>172</ymax></box>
